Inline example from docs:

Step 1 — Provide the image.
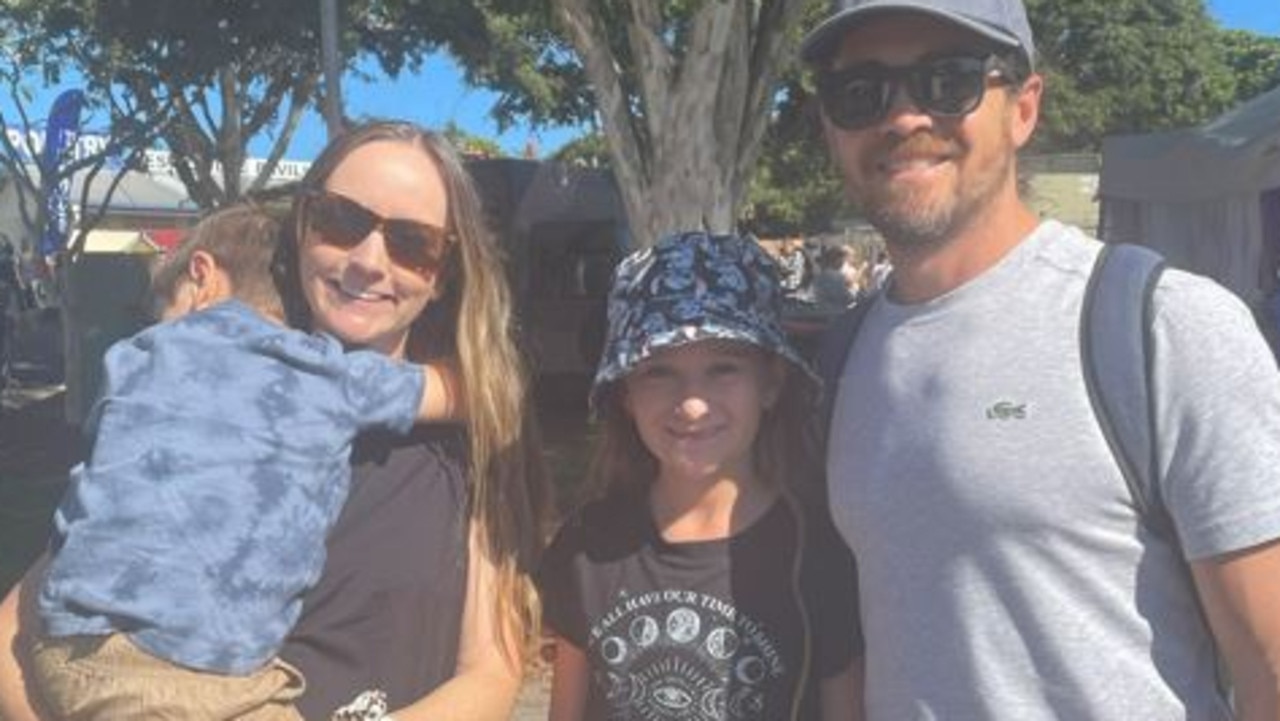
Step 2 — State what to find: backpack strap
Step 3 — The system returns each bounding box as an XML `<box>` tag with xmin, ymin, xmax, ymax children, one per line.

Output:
<box><xmin>1081</xmin><ymin>242</ymin><xmax>1173</xmax><ymax>539</ymax></box>
<box><xmin>816</xmin><ymin>295</ymin><xmax>876</xmax><ymax>451</ymax></box>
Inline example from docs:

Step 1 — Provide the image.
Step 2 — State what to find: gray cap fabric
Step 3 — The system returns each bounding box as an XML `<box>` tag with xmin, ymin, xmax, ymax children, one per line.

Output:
<box><xmin>800</xmin><ymin>0</ymin><xmax>1036</xmax><ymax>67</ymax></box>
<box><xmin>591</xmin><ymin>231</ymin><xmax>818</xmax><ymax>409</ymax></box>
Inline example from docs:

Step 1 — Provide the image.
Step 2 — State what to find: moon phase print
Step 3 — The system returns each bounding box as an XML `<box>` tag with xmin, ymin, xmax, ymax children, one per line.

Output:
<box><xmin>588</xmin><ymin>592</ymin><xmax>785</xmax><ymax>720</ymax></box>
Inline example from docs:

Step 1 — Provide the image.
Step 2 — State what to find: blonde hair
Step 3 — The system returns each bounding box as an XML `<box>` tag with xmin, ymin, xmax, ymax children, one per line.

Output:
<box><xmin>276</xmin><ymin>120</ymin><xmax>548</xmax><ymax>666</ymax></box>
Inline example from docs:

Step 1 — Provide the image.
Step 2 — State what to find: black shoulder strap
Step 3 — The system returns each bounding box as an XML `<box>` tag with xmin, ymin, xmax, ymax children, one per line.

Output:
<box><xmin>816</xmin><ymin>295</ymin><xmax>876</xmax><ymax>451</ymax></box>
<box><xmin>1081</xmin><ymin>243</ymin><xmax>1173</xmax><ymax>539</ymax></box>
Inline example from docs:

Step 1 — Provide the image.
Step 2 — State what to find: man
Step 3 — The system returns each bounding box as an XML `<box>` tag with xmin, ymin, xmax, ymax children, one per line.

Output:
<box><xmin>803</xmin><ymin>0</ymin><xmax>1280</xmax><ymax>719</ymax></box>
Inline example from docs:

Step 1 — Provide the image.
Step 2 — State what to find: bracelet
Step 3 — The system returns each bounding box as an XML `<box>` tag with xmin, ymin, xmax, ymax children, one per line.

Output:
<box><xmin>330</xmin><ymin>689</ymin><xmax>392</xmax><ymax>721</ymax></box>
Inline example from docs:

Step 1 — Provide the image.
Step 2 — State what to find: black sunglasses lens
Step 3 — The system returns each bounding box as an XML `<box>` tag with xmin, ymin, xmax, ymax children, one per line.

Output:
<box><xmin>822</xmin><ymin>56</ymin><xmax>995</xmax><ymax>128</ymax></box>
<box><xmin>913</xmin><ymin>57</ymin><xmax>988</xmax><ymax>115</ymax></box>
<box><xmin>822</xmin><ymin>67</ymin><xmax>890</xmax><ymax>130</ymax></box>
<box><xmin>308</xmin><ymin>193</ymin><xmax>375</xmax><ymax>248</ymax></box>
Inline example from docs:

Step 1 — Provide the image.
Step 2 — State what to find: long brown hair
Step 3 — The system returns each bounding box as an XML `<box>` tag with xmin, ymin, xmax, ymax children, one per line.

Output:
<box><xmin>276</xmin><ymin>120</ymin><xmax>548</xmax><ymax>666</ymax></box>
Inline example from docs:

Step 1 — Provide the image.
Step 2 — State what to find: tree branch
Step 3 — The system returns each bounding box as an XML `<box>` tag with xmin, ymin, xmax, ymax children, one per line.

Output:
<box><xmin>554</xmin><ymin>0</ymin><xmax>654</xmax><ymax>241</ymax></box>
<box><xmin>245</xmin><ymin>71</ymin><xmax>316</xmax><ymax>196</ymax></box>
<box><xmin>626</xmin><ymin>0</ymin><xmax>671</xmax><ymax>144</ymax></box>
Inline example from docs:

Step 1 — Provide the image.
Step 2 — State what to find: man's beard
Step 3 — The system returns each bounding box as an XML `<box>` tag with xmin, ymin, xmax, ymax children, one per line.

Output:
<box><xmin>854</xmin><ymin>134</ymin><xmax>1013</xmax><ymax>251</ymax></box>
<box><xmin>862</xmin><ymin>189</ymin><xmax>962</xmax><ymax>249</ymax></box>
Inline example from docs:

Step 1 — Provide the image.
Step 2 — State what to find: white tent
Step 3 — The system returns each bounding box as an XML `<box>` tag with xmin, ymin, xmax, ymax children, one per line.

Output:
<box><xmin>1098</xmin><ymin>85</ymin><xmax>1280</xmax><ymax>304</ymax></box>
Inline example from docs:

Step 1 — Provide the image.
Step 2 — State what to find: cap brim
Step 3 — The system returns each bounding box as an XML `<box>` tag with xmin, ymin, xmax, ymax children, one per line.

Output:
<box><xmin>801</xmin><ymin>2</ymin><xmax>1022</xmax><ymax>64</ymax></box>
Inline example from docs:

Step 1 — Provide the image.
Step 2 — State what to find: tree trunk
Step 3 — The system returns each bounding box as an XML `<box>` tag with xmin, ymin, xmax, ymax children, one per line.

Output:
<box><xmin>553</xmin><ymin>0</ymin><xmax>807</xmax><ymax>248</ymax></box>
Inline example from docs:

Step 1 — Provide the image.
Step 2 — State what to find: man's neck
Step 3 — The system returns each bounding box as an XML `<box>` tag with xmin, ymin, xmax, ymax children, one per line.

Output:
<box><xmin>885</xmin><ymin>197</ymin><xmax>1041</xmax><ymax>305</ymax></box>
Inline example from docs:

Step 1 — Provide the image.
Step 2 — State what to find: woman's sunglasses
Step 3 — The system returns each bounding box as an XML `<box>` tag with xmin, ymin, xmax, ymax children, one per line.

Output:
<box><xmin>301</xmin><ymin>190</ymin><xmax>455</xmax><ymax>274</ymax></box>
<box><xmin>817</xmin><ymin>54</ymin><xmax>1013</xmax><ymax>131</ymax></box>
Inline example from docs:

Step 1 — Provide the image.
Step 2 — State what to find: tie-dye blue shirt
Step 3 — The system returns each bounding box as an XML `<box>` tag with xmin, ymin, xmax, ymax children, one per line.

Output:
<box><xmin>38</xmin><ymin>300</ymin><xmax>424</xmax><ymax>674</ymax></box>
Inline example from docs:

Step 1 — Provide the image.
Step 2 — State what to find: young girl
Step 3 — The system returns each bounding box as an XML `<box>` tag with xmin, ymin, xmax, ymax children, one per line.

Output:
<box><xmin>538</xmin><ymin>231</ymin><xmax>863</xmax><ymax>721</ymax></box>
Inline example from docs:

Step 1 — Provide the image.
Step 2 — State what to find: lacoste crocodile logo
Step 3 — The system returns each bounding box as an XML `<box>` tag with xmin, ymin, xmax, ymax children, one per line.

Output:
<box><xmin>986</xmin><ymin>401</ymin><xmax>1027</xmax><ymax>420</ymax></box>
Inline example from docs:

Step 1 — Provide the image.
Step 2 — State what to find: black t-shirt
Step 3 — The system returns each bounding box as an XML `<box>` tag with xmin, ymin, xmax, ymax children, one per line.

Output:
<box><xmin>280</xmin><ymin>426</ymin><xmax>470</xmax><ymax>720</ymax></box>
<box><xmin>538</xmin><ymin>489</ymin><xmax>861</xmax><ymax>721</ymax></box>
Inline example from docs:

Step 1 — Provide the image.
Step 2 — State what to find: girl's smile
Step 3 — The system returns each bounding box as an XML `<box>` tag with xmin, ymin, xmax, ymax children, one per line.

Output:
<box><xmin>623</xmin><ymin>339</ymin><xmax>783</xmax><ymax>488</ymax></box>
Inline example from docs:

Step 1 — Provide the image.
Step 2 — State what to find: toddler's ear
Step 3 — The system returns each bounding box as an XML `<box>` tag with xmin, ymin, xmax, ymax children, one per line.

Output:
<box><xmin>188</xmin><ymin>250</ymin><xmax>233</xmax><ymax>311</ymax></box>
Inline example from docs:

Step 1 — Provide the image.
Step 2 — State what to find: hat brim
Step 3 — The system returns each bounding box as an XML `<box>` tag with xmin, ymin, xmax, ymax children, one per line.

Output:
<box><xmin>589</xmin><ymin>324</ymin><xmax>821</xmax><ymax>413</ymax></box>
<box><xmin>800</xmin><ymin>2</ymin><xmax>1022</xmax><ymax>64</ymax></box>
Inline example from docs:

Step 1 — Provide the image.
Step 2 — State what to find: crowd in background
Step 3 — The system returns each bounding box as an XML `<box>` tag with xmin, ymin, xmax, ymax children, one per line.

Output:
<box><xmin>762</xmin><ymin>234</ymin><xmax>890</xmax><ymax>311</ymax></box>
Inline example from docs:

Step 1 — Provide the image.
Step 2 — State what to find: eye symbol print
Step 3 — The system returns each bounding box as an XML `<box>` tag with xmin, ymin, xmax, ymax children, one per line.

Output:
<box><xmin>652</xmin><ymin>683</ymin><xmax>694</xmax><ymax>711</ymax></box>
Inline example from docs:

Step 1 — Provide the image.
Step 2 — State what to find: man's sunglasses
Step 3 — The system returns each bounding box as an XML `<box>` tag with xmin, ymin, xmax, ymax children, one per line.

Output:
<box><xmin>301</xmin><ymin>190</ymin><xmax>454</xmax><ymax>274</ymax></box>
<box><xmin>817</xmin><ymin>54</ymin><xmax>1014</xmax><ymax>131</ymax></box>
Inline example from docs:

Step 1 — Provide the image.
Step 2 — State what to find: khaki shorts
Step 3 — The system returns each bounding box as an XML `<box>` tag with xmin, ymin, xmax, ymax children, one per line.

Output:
<box><xmin>31</xmin><ymin>632</ymin><xmax>306</xmax><ymax>720</ymax></box>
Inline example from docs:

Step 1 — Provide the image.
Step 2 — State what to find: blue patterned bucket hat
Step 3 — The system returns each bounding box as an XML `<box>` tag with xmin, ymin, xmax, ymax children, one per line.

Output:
<box><xmin>591</xmin><ymin>231</ymin><xmax>818</xmax><ymax>408</ymax></box>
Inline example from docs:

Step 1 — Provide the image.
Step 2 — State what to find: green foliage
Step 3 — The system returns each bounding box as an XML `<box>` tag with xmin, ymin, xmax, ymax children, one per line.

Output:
<box><xmin>387</xmin><ymin>0</ymin><xmax>596</xmax><ymax>130</ymax></box>
<box><xmin>1026</xmin><ymin>0</ymin><xmax>1238</xmax><ymax>151</ymax></box>
<box><xmin>0</xmin><ymin>1</ymin><xmax>324</xmax><ymax>207</ymax></box>
<box><xmin>1220</xmin><ymin>29</ymin><xmax>1280</xmax><ymax>101</ymax></box>
<box><xmin>0</xmin><ymin>0</ymin><xmax>468</xmax><ymax>209</ymax></box>
<box><xmin>0</xmin><ymin>8</ymin><xmax>173</xmax><ymax>259</ymax></box>
<box><xmin>6</xmin><ymin>0</ymin><xmax>1272</xmax><ymax>238</ymax></box>
<box><xmin>739</xmin><ymin>0</ymin><xmax>850</xmax><ymax>236</ymax></box>
<box><xmin>741</xmin><ymin>82</ymin><xmax>847</xmax><ymax>237</ymax></box>
<box><xmin>440</xmin><ymin>121</ymin><xmax>505</xmax><ymax>158</ymax></box>
<box><xmin>551</xmin><ymin>132</ymin><xmax>610</xmax><ymax>167</ymax></box>
<box><xmin>741</xmin><ymin>0</ymin><xmax>1280</xmax><ymax>234</ymax></box>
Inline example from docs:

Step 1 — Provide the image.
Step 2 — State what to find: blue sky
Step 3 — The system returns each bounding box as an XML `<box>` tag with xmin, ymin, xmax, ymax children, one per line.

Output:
<box><xmin>1211</xmin><ymin>0</ymin><xmax>1280</xmax><ymax>34</ymax></box>
<box><xmin>10</xmin><ymin>0</ymin><xmax>1280</xmax><ymax>162</ymax></box>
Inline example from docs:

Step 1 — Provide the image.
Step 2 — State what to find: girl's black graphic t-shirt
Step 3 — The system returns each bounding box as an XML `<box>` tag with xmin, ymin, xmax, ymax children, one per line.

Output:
<box><xmin>539</xmin><ymin>489</ymin><xmax>861</xmax><ymax>721</ymax></box>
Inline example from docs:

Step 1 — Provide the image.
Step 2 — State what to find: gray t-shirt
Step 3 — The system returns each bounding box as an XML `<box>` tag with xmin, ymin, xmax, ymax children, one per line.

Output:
<box><xmin>828</xmin><ymin>221</ymin><xmax>1280</xmax><ymax>720</ymax></box>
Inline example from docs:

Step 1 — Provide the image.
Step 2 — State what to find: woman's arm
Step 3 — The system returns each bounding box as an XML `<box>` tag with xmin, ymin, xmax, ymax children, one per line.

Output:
<box><xmin>388</xmin><ymin>526</ymin><xmax>522</xmax><ymax>721</ymax></box>
<box><xmin>820</xmin><ymin>655</ymin><xmax>865</xmax><ymax>721</ymax></box>
<box><xmin>0</xmin><ymin>556</ymin><xmax>50</xmax><ymax>721</ymax></box>
<box><xmin>416</xmin><ymin>358</ymin><xmax>466</xmax><ymax>423</ymax></box>
<box><xmin>547</xmin><ymin>637</ymin><xmax>589</xmax><ymax>721</ymax></box>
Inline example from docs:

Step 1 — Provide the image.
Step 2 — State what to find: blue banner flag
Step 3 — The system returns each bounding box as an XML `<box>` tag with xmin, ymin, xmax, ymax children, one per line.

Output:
<box><xmin>38</xmin><ymin>89</ymin><xmax>85</xmax><ymax>258</ymax></box>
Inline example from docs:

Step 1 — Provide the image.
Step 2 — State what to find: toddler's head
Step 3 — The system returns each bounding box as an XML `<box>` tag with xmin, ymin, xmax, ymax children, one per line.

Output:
<box><xmin>150</xmin><ymin>204</ymin><xmax>284</xmax><ymax>322</ymax></box>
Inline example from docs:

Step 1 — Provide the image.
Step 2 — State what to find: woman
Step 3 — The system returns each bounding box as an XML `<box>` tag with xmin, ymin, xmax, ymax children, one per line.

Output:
<box><xmin>0</xmin><ymin>120</ymin><xmax>547</xmax><ymax>720</ymax></box>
